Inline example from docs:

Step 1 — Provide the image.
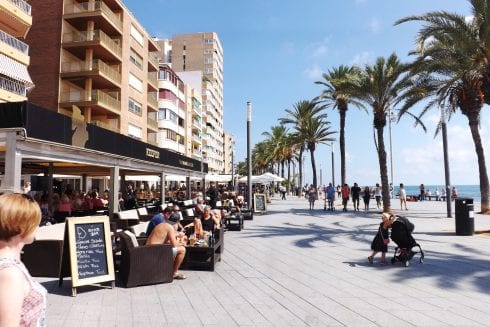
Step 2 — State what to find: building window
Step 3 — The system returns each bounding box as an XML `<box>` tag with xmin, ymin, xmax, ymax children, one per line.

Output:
<box><xmin>129</xmin><ymin>73</ymin><xmax>142</xmax><ymax>92</ymax></box>
<box><xmin>129</xmin><ymin>48</ymin><xmax>143</xmax><ymax>70</ymax></box>
<box><xmin>128</xmin><ymin>123</ymin><xmax>142</xmax><ymax>139</ymax></box>
<box><xmin>128</xmin><ymin>98</ymin><xmax>142</xmax><ymax>115</ymax></box>
<box><xmin>130</xmin><ymin>25</ymin><xmax>144</xmax><ymax>46</ymax></box>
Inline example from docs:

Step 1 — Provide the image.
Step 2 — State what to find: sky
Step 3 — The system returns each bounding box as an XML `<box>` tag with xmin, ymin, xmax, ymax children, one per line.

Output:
<box><xmin>124</xmin><ymin>0</ymin><xmax>489</xmax><ymax>186</ymax></box>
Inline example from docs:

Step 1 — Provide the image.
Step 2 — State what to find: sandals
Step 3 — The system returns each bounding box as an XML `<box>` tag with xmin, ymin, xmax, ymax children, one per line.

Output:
<box><xmin>368</xmin><ymin>256</ymin><xmax>374</xmax><ymax>264</ymax></box>
<box><xmin>173</xmin><ymin>273</ymin><xmax>187</xmax><ymax>280</ymax></box>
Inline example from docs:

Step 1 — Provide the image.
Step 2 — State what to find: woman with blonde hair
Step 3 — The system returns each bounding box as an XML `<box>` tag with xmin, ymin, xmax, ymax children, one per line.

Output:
<box><xmin>368</xmin><ymin>212</ymin><xmax>394</xmax><ymax>265</ymax></box>
<box><xmin>0</xmin><ymin>193</ymin><xmax>46</xmax><ymax>326</ymax></box>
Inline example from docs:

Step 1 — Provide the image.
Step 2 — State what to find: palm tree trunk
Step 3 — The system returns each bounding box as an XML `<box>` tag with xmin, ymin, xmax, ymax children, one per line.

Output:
<box><xmin>339</xmin><ymin>107</ymin><xmax>347</xmax><ymax>185</ymax></box>
<box><xmin>281</xmin><ymin>161</ymin><xmax>285</xmax><ymax>178</ymax></box>
<box><xmin>468</xmin><ymin>114</ymin><xmax>490</xmax><ymax>213</ymax></box>
<box><xmin>287</xmin><ymin>158</ymin><xmax>291</xmax><ymax>194</ymax></box>
<box><xmin>310</xmin><ymin>147</ymin><xmax>317</xmax><ymax>188</ymax></box>
<box><xmin>298</xmin><ymin>147</ymin><xmax>304</xmax><ymax>197</ymax></box>
<box><xmin>374</xmin><ymin>119</ymin><xmax>391</xmax><ymax>212</ymax></box>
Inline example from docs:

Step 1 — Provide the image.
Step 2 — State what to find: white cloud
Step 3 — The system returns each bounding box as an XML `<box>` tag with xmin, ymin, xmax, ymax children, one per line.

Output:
<box><xmin>303</xmin><ymin>64</ymin><xmax>323</xmax><ymax>80</ymax></box>
<box><xmin>305</xmin><ymin>38</ymin><xmax>330</xmax><ymax>59</ymax></box>
<box><xmin>396</xmin><ymin>122</ymin><xmax>489</xmax><ymax>185</ymax></box>
<box><xmin>351</xmin><ymin>51</ymin><xmax>374</xmax><ymax>66</ymax></box>
<box><xmin>369</xmin><ymin>18</ymin><xmax>380</xmax><ymax>33</ymax></box>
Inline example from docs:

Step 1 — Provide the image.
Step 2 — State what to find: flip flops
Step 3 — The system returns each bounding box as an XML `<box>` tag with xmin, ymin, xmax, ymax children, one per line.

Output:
<box><xmin>173</xmin><ymin>273</ymin><xmax>187</xmax><ymax>280</ymax></box>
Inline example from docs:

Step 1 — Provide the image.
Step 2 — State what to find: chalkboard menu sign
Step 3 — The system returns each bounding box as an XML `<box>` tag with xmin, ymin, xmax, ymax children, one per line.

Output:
<box><xmin>62</xmin><ymin>216</ymin><xmax>115</xmax><ymax>296</ymax></box>
<box><xmin>254</xmin><ymin>194</ymin><xmax>267</xmax><ymax>213</ymax></box>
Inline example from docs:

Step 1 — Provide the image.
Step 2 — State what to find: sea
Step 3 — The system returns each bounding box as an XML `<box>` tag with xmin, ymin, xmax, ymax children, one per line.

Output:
<box><xmin>394</xmin><ymin>185</ymin><xmax>481</xmax><ymax>202</ymax></box>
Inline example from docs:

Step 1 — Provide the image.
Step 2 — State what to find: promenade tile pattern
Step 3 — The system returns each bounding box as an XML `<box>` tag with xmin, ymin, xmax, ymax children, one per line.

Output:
<box><xmin>37</xmin><ymin>197</ymin><xmax>490</xmax><ymax>326</ymax></box>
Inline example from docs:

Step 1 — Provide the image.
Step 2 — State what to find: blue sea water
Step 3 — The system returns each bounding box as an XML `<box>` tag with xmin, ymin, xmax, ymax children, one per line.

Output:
<box><xmin>394</xmin><ymin>185</ymin><xmax>481</xmax><ymax>202</ymax></box>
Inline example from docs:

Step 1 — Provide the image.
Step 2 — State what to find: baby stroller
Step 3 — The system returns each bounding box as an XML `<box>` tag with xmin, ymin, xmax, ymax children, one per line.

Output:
<box><xmin>390</xmin><ymin>216</ymin><xmax>425</xmax><ymax>267</ymax></box>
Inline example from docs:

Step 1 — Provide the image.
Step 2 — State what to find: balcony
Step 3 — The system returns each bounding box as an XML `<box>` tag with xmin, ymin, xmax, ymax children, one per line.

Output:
<box><xmin>148</xmin><ymin>52</ymin><xmax>158</xmax><ymax>71</ymax></box>
<box><xmin>0</xmin><ymin>75</ymin><xmax>26</xmax><ymax>101</ymax></box>
<box><xmin>147</xmin><ymin>72</ymin><xmax>158</xmax><ymax>91</ymax></box>
<box><xmin>192</xmin><ymin>119</ymin><xmax>201</xmax><ymax>130</ymax></box>
<box><xmin>191</xmin><ymin>133</ymin><xmax>201</xmax><ymax>144</ymax></box>
<box><xmin>147</xmin><ymin>92</ymin><xmax>158</xmax><ymax>111</ymax></box>
<box><xmin>0</xmin><ymin>0</ymin><xmax>32</xmax><ymax>38</ymax></box>
<box><xmin>59</xmin><ymin>89</ymin><xmax>121</xmax><ymax>117</ymax></box>
<box><xmin>62</xmin><ymin>29</ymin><xmax>122</xmax><ymax>62</ymax></box>
<box><xmin>61</xmin><ymin>59</ymin><xmax>121</xmax><ymax>88</ymax></box>
<box><xmin>147</xmin><ymin>117</ymin><xmax>158</xmax><ymax>132</ymax></box>
<box><xmin>64</xmin><ymin>1</ymin><xmax>122</xmax><ymax>35</ymax></box>
<box><xmin>0</xmin><ymin>29</ymin><xmax>29</xmax><ymax>65</ymax></box>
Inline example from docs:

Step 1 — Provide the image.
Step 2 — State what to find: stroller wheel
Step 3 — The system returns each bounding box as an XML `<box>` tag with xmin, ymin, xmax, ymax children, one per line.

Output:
<box><xmin>391</xmin><ymin>258</ymin><xmax>396</xmax><ymax>265</ymax></box>
<box><xmin>404</xmin><ymin>260</ymin><xmax>410</xmax><ymax>267</ymax></box>
<box><xmin>419</xmin><ymin>257</ymin><xmax>424</xmax><ymax>264</ymax></box>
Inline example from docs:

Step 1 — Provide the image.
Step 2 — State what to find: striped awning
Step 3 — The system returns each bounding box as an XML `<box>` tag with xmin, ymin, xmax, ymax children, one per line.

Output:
<box><xmin>0</xmin><ymin>54</ymin><xmax>33</xmax><ymax>87</ymax></box>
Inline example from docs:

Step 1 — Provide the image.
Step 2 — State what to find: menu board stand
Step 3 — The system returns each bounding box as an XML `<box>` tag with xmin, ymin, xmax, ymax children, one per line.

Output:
<box><xmin>59</xmin><ymin>216</ymin><xmax>115</xmax><ymax>296</ymax></box>
<box><xmin>253</xmin><ymin>194</ymin><xmax>267</xmax><ymax>214</ymax></box>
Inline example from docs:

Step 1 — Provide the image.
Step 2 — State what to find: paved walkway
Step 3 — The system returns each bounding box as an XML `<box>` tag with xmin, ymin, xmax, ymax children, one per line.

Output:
<box><xmin>37</xmin><ymin>197</ymin><xmax>490</xmax><ymax>326</ymax></box>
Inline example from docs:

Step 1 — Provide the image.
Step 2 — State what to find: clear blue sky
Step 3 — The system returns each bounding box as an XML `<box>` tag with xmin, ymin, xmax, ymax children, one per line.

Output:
<box><xmin>124</xmin><ymin>0</ymin><xmax>489</xmax><ymax>186</ymax></box>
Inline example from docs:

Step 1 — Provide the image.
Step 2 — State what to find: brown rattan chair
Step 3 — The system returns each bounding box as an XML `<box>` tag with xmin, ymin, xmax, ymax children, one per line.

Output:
<box><xmin>21</xmin><ymin>239</ymin><xmax>64</xmax><ymax>278</ymax></box>
<box><xmin>118</xmin><ymin>231</ymin><xmax>174</xmax><ymax>287</ymax></box>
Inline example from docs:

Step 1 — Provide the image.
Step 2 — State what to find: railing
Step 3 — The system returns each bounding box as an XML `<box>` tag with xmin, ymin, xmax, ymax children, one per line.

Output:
<box><xmin>0</xmin><ymin>30</ymin><xmax>28</xmax><ymax>54</ymax></box>
<box><xmin>147</xmin><ymin>93</ymin><xmax>158</xmax><ymax>108</ymax></box>
<box><xmin>0</xmin><ymin>75</ymin><xmax>26</xmax><ymax>96</ymax></box>
<box><xmin>7</xmin><ymin>0</ymin><xmax>31</xmax><ymax>15</ymax></box>
<box><xmin>60</xmin><ymin>89</ymin><xmax>120</xmax><ymax>112</ymax></box>
<box><xmin>63</xmin><ymin>30</ymin><xmax>122</xmax><ymax>58</ymax></box>
<box><xmin>148</xmin><ymin>72</ymin><xmax>158</xmax><ymax>87</ymax></box>
<box><xmin>192</xmin><ymin>119</ymin><xmax>201</xmax><ymax>128</ymax></box>
<box><xmin>91</xmin><ymin>120</ymin><xmax>119</xmax><ymax>133</ymax></box>
<box><xmin>147</xmin><ymin>117</ymin><xmax>158</xmax><ymax>130</ymax></box>
<box><xmin>61</xmin><ymin>59</ymin><xmax>121</xmax><ymax>84</ymax></box>
<box><xmin>148</xmin><ymin>53</ymin><xmax>159</xmax><ymax>68</ymax></box>
<box><xmin>64</xmin><ymin>1</ymin><xmax>122</xmax><ymax>32</ymax></box>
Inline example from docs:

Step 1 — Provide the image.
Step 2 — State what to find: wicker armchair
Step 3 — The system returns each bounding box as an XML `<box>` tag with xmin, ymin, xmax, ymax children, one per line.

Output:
<box><xmin>21</xmin><ymin>239</ymin><xmax>64</xmax><ymax>278</ymax></box>
<box><xmin>118</xmin><ymin>232</ymin><xmax>174</xmax><ymax>287</ymax></box>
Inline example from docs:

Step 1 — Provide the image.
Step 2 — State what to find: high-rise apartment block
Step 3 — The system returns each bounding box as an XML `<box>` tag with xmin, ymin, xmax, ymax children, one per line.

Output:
<box><xmin>0</xmin><ymin>0</ymin><xmax>34</xmax><ymax>102</ymax></box>
<box><xmin>25</xmin><ymin>0</ymin><xmax>160</xmax><ymax>144</ymax></box>
<box><xmin>224</xmin><ymin>132</ymin><xmax>235</xmax><ymax>174</ymax></box>
<box><xmin>167</xmin><ymin>32</ymin><xmax>224</xmax><ymax>173</ymax></box>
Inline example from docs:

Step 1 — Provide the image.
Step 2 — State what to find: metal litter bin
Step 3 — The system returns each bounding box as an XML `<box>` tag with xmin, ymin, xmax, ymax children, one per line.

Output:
<box><xmin>455</xmin><ymin>198</ymin><xmax>474</xmax><ymax>236</ymax></box>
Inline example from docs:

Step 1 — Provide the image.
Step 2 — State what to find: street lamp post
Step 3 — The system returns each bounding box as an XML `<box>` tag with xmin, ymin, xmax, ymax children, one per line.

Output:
<box><xmin>247</xmin><ymin>101</ymin><xmax>252</xmax><ymax>210</ymax></box>
<box><xmin>441</xmin><ymin>105</ymin><xmax>452</xmax><ymax>218</ymax></box>
<box><xmin>388</xmin><ymin>107</ymin><xmax>395</xmax><ymax>198</ymax></box>
<box><xmin>231</xmin><ymin>149</ymin><xmax>234</xmax><ymax>191</ymax></box>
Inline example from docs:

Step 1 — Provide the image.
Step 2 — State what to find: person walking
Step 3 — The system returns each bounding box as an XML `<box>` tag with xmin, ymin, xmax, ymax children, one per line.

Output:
<box><xmin>0</xmin><ymin>193</ymin><xmax>47</xmax><ymax>326</ymax></box>
<box><xmin>374</xmin><ymin>183</ymin><xmax>382</xmax><ymax>209</ymax></box>
<box><xmin>399</xmin><ymin>183</ymin><xmax>408</xmax><ymax>210</ymax></box>
<box><xmin>351</xmin><ymin>182</ymin><xmax>361</xmax><ymax>211</ymax></box>
<box><xmin>368</xmin><ymin>212</ymin><xmax>394</xmax><ymax>265</ymax></box>
<box><xmin>308</xmin><ymin>185</ymin><xmax>317</xmax><ymax>210</ymax></box>
<box><xmin>362</xmin><ymin>186</ymin><xmax>371</xmax><ymax>212</ymax></box>
<box><xmin>326</xmin><ymin>183</ymin><xmax>336</xmax><ymax>211</ymax></box>
<box><xmin>341</xmin><ymin>183</ymin><xmax>350</xmax><ymax>212</ymax></box>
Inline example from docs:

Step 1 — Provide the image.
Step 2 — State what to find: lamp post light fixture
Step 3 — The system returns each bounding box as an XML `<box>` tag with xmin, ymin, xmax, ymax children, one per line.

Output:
<box><xmin>441</xmin><ymin>104</ymin><xmax>452</xmax><ymax>218</ymax></box>
<box><xmin>246</xmin><ymin>101</ymin><xmax>252</xmax><ymax>210</ymax></box>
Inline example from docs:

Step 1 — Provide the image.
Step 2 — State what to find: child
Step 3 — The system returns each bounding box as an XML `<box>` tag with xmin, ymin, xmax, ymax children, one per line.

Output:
<box><xmin>368</xmin><ymin>213</ymin><xmax>393</xmax><ymax>265</ymax></box>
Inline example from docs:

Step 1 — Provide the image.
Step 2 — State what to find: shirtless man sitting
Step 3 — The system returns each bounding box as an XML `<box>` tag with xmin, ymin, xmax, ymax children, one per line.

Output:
<box><xmin>146</xmin><ymin>207</ymin><xmax>187</xmax><ymax>280</ymax></box>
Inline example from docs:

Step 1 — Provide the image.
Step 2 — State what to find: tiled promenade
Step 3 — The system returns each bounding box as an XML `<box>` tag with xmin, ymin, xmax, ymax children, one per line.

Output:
<box><xmin>37</xmin><ymin>196</ymin><xmax>490</xmax><ymax>326</ymax></box>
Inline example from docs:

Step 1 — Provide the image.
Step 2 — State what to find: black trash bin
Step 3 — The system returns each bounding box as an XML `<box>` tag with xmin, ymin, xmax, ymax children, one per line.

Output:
<box><xmin>455</xmin><ymin>197</ymin><xmax>474</xmax><ymax>236</ymax></box>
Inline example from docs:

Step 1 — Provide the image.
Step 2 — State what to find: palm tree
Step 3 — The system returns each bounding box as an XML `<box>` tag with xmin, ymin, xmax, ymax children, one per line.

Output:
<box><xmin>349</xmin><ymin>53</ymin><xmax>411</xmax><ymax>213</ymax></box>
<box><xmin>315</xmin><ymin>65</ymin><xmax>365</xmax><ymax>185</ymax></box>
<box><xmin>396</xmin><ymin>0</ymin><xmax>490</xmax><ymax>213</ymax></box>
<box><xmin>261</xmin><ymin>125</ymin><xmax>289</xmax><ymax>177</ymax></box>
<box><xmin>280</xmin><ymin>100</ymin><xmax>325</xmax><ymax>195</ymax></box>
<box><xmin>302</xmin><ymin>103</ymin><xmax>336</xmax><ymax>189</ymax></box>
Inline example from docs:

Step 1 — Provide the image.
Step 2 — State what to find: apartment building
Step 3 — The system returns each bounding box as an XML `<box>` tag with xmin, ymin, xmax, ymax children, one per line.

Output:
<box><xmin>169</xmin><ymin>32</ymin><xmax>224</xmax><ymax>173</ymax></box>
<box><xmin>224</xmin><ymin>132</ymin><xmax>235</xmax><ymax>174</ymax></box>
<box><xmin>0</xmin><ymin>0</ymin><xmax>34</xmax><ymax>102</ymax></box>
<box><xmin>25</xmin><ymin>0</ymin><xmax>159</xmax><ymax>143</ymax></box>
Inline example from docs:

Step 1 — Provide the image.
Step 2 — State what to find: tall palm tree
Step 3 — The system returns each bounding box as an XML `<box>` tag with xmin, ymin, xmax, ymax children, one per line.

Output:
<box><xmin>261</xmin><ymin>125</ymin><xmax>289</xmax><ymax>177</ymax></box>
<box><xmin>349</xmin><ymin>53</ymin><xmax>411</xmax><ymax>213</ymax></box>
<box><xmin>315</xmin><ymin>65</ymin><xmax>365</xmax><ymax>185</ymax></box>
<box><xmin>280</xmin><ymin>100</ymin><xmax>325</xmax><ymax>195</ymax></box>
<box><xmin>302</xmin><ymin>104</ymin><xmax>336</xmax><ymax>188</ymax></box>
<box><xmin>396</xmin><ymin>0</ymin><xmax>490</xmax><ymax>213</ymax></box>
